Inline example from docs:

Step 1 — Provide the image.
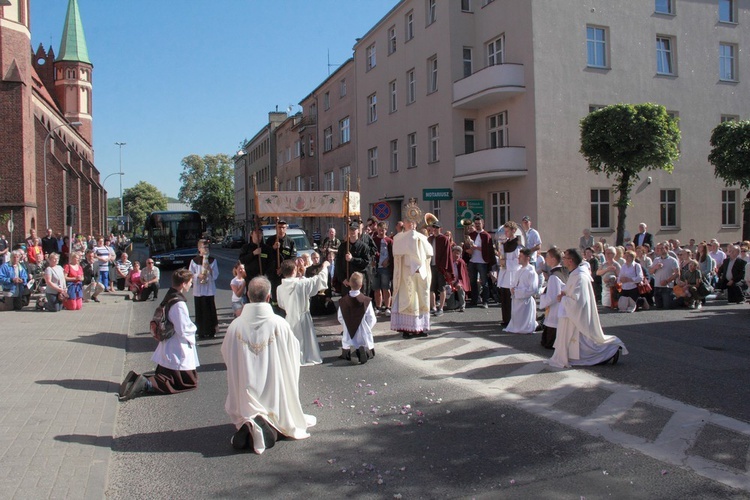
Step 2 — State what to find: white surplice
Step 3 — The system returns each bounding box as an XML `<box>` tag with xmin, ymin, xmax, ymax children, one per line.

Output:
<box><xmin>221</xmin><ymin>302</ymin><xmax>316</xmax><ymax>454</ymax></box>
<box><xmin>547</xmin><ymin>265</ymin><xmax>628</xmax><ymax>368</ymax></box>
<box><xmin>503</xmin><ymin>264</ymin><xmax>539</xmax><ymax>334</ymax></box>
<box><xmin>277</xmin><ymin>266</ymin><xmax>328</xmax><ymax>365</ymax></box>
<box><xmin>338</xmin><ymin>290</ymin><xmax>377</xmax><ymax>349</ymax></box>
<box><xmin>538</xmin><ymin>270</ymin><xmax>565</xmax><ymax>328</ymax></box>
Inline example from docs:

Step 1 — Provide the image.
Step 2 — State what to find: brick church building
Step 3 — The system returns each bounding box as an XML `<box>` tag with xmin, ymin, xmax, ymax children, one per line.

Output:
<box><xmin>0</xmin><ymin>0</ymin><xmax>106</xmax><ymax>246</ymax></box>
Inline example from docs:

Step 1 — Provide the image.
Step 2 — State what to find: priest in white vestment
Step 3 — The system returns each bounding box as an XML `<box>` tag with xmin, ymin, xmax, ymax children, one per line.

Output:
<box><xmin>338</xmin><ymin>271</ymin><xmax>377</xmax><ymax>364</ymax></box>
<box><xmin>547</xmin><ymin>249</ymin><xmax>628</xmax><ymax>369</ymax></box>
<box><xmin>221</xmin><ymin>276</ymin><xmax>317</xmax><ymax>454</ymax></box>
<box><xmin>277</xmin><ymin>259</ymin><xmax>330</xmax><ymax>366</ymax></box>
<box><xmin>391</xmin><ymin>216</ymin><xmax>433</xmax><ymax>337</ymax></box>
<box><xmin>504</xmin><ymin>248</ymin><xmax>539</xmax><ymax>334</ymax></box>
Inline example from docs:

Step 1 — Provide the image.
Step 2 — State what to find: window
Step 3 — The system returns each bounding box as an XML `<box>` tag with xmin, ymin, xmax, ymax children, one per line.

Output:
<box><xmin>720</xmin><ymin>43</ymin><xmax>737</xmax><ymax>81</ymax></box>
<box><xmin>431</xmin><ymin>200</ymin><xmax>442</xmax><ymax>221</ymax></box>
<box><xmin>324</xmin><ymin>171</ymin><xmax>335</xmax><ymax>191</ymax></box>
<box><xmin>722</xmin><ymin>190</ymin><xmax>739</xmax><ymax>226</ymax></box>
<box><xmin>339</xmin><ymin>117</ymin><xmax>350</xmax><ymax>144</ymax></box>
<box><xmin>426</xmin><ymin>0</ymin><xmax>436</xmax><ymax>25</ymax></box>
<box><xmin>487</xmin><ymin>35</ymin><xmax>504</xmax><ymax>66</ymax></box>
<box><xmin>463</xmin><ymin>47</ymin><xmax>473</xmax><ymax>78</ymax></box>
<box><xmin>488</xmin><ymin>111</ymin><xmax>508</xmax><ymax>148</ymax></box>
<box><xmin>660</xmin><ymin>189</ymin><xmax>678</xmax><ymax>228</ymax></box>
<box><xmin>308</xmin><ymin>134</ymin><xmax>315</xmax><ymax>157</ymax></box>
<box><xmin>390</xmin><ymin>139</ymin><xmax>398</xmax><ymax>172</ymax></box>
<box><xmin>340</xmin><ymin>166</ymin><xmax>351</xmax><ymax>190</ymax></box>
<box><xmin>655</xmin><ymin>0</ymin><xmax>674</xmax><ymax>14</ymax></box>
<box><xmin>408</xmin><ymin>132</ymin><xmax>417</xmax><ymax>168</ymax></box>
<box><xmin>407</xmin><ymin>69</ymin><xmax>416</xmax><ymax>103</ymax></box>
<box><xmin>368</xmin><ymin>147</ymin><xmax>378</xmax><ymax>177</ymax></box>
<box><xmin>719</xmin><ymin>0</ymin><xmax>736</xmax><ymax>23</ymax></box>
<box><xmin>366</xmin><ymin>44</ymin><xmax>376</xmax><ymax>71</ymax></box>
<box><xmin>656</xmin><ymin>36</ymin><xmax>675</xmax><ymax>75</ymax></box>
<box><xmin>590</xmin><ymin>189</ymin><xmax>610</xmax><ymax>230</ymax></box>
<box><xmin>295</xmin><ymin>175</ymin><xmax>303</xmax><ymax>191</ymax></box>
<box><xmin>586</xmin><ymin>26</ymin><xmax>608</xmax><ymax>68</ymax></box>
<box><xmin>388</xmin><ymin>26</ymin><xmax>397</xmax><ymax>54</ymax></box>
<box><xmin>405</xmin><ymin>10</ymin><xmax>414</xmax><ymax>41</ymax></box>
<box><xmin>428</xmin><ymin>56</ymin><xmax>438</xmax><ymax>93</ymax></box>
<box><xmin>308</xmin><ymin>176</ymin><xmax>315</xmax><ymax>191</ymax></box>
<box><xmin>323</xmin><ymin>91</ymin><xmax>330</xmax><ymax>110</ymax></box>
<box><xmin>490</xmin><ymin>191</ymin><xmax>510</xmax><ymax>230</ymax></box>
<box><xmin>294</xmin><ymin>140</ymin><xmax>302</xmax><ymax>158</ymax></box>
<box><xmin>428</xmin><ymin>125</ymin><xmax>439</xmax><ymax>162</ymax></box>
<box><xmin>340</xmin><ymin>79</ymin><xmax>347</xmax><ymax>97</ymax></box>
<box><xmin>323</xmin><ymin>127</ymin><xmax>333</xmax><ymax>152</ymax></box>
<box><xmin>389</xmin><ymin>80</ymin><xmax>398</xmax><ymax>112</ymax></box>
<box><xmin>461</xmin><ymin>0</ymin><xmax>472</xmax><ymax>12</ymax></box>
<box><xmin>464</xmin><ymin>119</ymin><xmax>475</xmax><ymax>154</ymax></box>
<box><xmin>721</xmin><ymin>114</ymin><xmax>739</xmax><ymax>122</ymax></box>
<box><xmin>367</xmin><ymin>93</ymin><xmax>377</xmax><ymax>123</ymax></box>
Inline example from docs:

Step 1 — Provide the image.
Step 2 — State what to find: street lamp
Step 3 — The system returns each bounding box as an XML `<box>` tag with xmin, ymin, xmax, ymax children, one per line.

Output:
<box><xmin>103</xmin><ymin>172</ymin><xmax>125</xmax><ymax>231</ymax></box>
<box><xmin>115</xmin><ymin>142</ymin><xmax>126</xmax><ymax>219</ymax></box>
<box><xmin>44</xmin><ymin>121</ymin><xmax>82</xmax><ymax>228</ymax></box>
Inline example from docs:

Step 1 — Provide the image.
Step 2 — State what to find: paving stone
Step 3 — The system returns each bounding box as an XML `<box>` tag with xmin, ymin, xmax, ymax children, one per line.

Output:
<box><xmin>552</xmin><ymin>386</ymin><xmax>615</xmax><ymax>417</ymax></box>
<box><xmin>611</xmin><ymin>401</ymin><xmax>675</xmax><ymax>442</ymax></box>
<box><xmin>688</xmin><ymin>423</ymin><xmax>750</xmax><ymax>471</ymax></box>
<box><xmin>436</xmin><ymin>348</ymin><xmax>499</xmax><ymax>372</ymax></box>
<box><xmin>463</xmin><ymin>356</ymin><xmax>527</xmax><ymax>380</ymax></box>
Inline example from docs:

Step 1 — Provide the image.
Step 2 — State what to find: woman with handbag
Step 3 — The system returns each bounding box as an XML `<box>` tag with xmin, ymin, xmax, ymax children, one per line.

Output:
<box><xmin>618</xmin><ymin>250</ymin><xmax>645</xmax><ymax>311</ymax></box>
<box><xmin>63</xmin><ymin>251</ymin><xmax>84</xmax><ymax>310</ymax></box>
<box><xmin>44</xmin><ymin>253</ymin><xmax>67</xmax><ymax>312</ymax></box>
<box><xmin>596</xmin><ymin>247</ymin><xmax>620</xmax><ymax>309</ymax></box>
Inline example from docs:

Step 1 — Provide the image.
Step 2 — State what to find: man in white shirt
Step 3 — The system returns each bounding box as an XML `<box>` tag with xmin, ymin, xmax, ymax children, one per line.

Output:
<box><xmin>709</xmin><ymin>239</ymin><xmax>726</xmax><ymax>271</ymax></box>
<box><xmin>520</xmin><ymin>216</ymin><xmax>542</xmax><ymax>267</ymax></box>
<box><xmin>649</xmin><ymin>243</ymin><xmax>680</xmax><ymax>309</ymax></box>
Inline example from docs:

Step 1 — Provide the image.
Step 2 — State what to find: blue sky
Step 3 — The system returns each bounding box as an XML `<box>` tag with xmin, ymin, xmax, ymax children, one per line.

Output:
<box><xmin>30</xmin><ymin>0</ymin><xmax>396</xmax><ymax>199</ymax></box>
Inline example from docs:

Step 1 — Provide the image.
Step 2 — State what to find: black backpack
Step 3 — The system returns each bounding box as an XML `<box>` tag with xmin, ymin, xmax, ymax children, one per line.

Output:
<box><xmin>150</xmin><ymin>297</ymin><xmax>182</xmax><ymax>341</ymax></box>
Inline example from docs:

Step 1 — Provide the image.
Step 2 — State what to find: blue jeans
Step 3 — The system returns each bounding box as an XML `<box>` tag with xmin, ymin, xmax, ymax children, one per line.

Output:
<box><xmin>653</xmin><ymin>287</ymin><xmax>675</xmax><ymax>309</ymax></box>
<box><xmin>99</xmin><ymin>269</ymin><xmax>109</xmax><ymax>289</ymax></box>
<box><xmin>468</xmin><ymin>262</ymin><xmax>489</xmax><ymax>305</ymax></box>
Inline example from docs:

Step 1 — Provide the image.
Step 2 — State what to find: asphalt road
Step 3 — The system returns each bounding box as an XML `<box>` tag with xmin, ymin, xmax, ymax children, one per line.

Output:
<box><xmin>107</xmin><ymin>245</ymin><xmax>750</xmax><ymax>498</ymax></box>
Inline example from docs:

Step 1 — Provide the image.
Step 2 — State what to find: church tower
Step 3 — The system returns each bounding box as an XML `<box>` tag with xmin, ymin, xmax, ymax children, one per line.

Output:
<box><xmin>53</xmin><ymin>0</ymin><xmax>93</xmax><ymax>145</ymax></box>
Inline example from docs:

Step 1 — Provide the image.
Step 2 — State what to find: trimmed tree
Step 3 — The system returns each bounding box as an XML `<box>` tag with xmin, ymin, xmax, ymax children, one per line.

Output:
<box><xmin>580</xmin><ymin>103</ymin><xmax>681</xmax><ymax>246</ymax></box>
<box><xmin>708</xmin><ymin>120</ymin><xmax>750</xmax><ymax>189</ymax></box>
<box><xmin>178</xmin><ymin>154</ymin><xmax>234</xmax><ymax>233</ymax></box>
<box><xmin>122</xmin><ymin>182</ymin><xmax>168</xmax><ymax>234</ymax></box>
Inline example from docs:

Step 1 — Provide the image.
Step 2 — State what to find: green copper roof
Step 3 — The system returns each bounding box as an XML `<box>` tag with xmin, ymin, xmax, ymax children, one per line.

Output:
<box><xmin>56</xmin><ymin>0</ymin><xmax>91</xmax><ymax>64</ymax></box>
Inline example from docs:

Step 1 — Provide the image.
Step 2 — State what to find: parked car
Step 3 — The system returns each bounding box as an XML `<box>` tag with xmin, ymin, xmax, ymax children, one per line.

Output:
<box><xmin>221</xmin><ymin>235</ymin><xmax>244</xmax><ymax>249</ymax></box>
<box><xmin>261</xmin><ymin>225</ymin><xmax>315</xmax><ymax>258</ymax></box>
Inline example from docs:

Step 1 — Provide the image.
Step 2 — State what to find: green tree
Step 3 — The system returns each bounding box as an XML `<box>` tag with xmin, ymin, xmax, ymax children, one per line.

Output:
<box><xmin>580</xmin><ymin>103</ymin><xmax>681</xmax><ymax>245</ymax></box>
<box><xmin>708</xmin><ymin>120</ymin><xmax>750</xmax><ymax>189</ymax></box>
<box><xmin>107</xmin><ymin>198</ymin><xmax>120</xmax><ymax>217</ymax></box>
<box><xmin>178</xmin><ymin>154</ymin><xmax>234</xmax><ymax>232</ymax></box>
<box><xmin>122</xmin><ymin>181</ymin><xmax>167</xmax><ymax>233</ymax></box>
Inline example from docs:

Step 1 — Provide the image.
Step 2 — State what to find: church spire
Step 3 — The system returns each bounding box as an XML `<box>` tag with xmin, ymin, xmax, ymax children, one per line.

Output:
<box><xmin>56</xmin><ymin>0</ymin><xmax>91</xmax><ymax>64</ymax></box>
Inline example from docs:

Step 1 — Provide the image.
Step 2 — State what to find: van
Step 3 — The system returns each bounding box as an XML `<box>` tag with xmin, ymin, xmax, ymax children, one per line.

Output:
<box><xmin>261</xmin><ymin>225</ymin><xmax>315</xmax><ymax>259</ymax></box>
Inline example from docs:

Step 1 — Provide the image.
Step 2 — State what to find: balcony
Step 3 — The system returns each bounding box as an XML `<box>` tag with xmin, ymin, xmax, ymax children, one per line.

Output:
<box><xmin>453</xmin><ymin>63</ymin><xmax>525</xmax><ymax>109</ymax></box>
<box><xmin>454</xmin><ymin>147</ymin><xmax>527</xmax><ymax>182</ymax></box>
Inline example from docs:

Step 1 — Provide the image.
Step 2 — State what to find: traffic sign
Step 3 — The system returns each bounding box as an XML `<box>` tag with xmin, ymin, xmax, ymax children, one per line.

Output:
<box><xmin>7</xmin><ymin>219</ymin><xmax>13</xmax><ymax>233</ymax></box>
<box><xmin>372</xmin><ymin>202</ymin><xmax>391</xmax><ymax>220</ymax></box>
<box><xmin>455</xmin><ymin>199</ymin><xmax>484</xmax><ymax>229</ymax></box>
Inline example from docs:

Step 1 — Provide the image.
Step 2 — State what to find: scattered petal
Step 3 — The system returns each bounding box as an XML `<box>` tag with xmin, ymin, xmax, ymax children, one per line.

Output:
<box><xmin>510</xmin><ymin>479</ymin><xmax>516</xmax><ymax>485</ymax></box>
<box><xmin>446</xmin><ymin>410</ymin><xmax>451</xmax><ymax>414</ymax></box>
<box><xmin>327</xmin><ymin>458</ymin><xmax>337</xmax><ymax>464</ymax></box>
<box><xmin>312</xmin><ymin>399</ymin><xmax>324</xmax><ymax>408</ymax></box>
<box><xmin>417</xmin><ymin>419</ymin><xmax>424</xmax><ymax>425</ymax></box>
<box><xmin>377</xmin><ymin>478</ymin><xmax>384</xmax><ymax>485</ymax></box>
<box><xmin>367</xmin><ymin>390</ymin><xmax>377</xmax><ymax>396</ymax></box>
<box><xmin>384</xmin><ymin>382</ymin><xmax>388</xmax><ymax>386</ymax></box>
<box><xmin>416</xmin><ymin>410</ymin><xmax>424</xmax><ymax>417</ymax></box>
<box><xmin>661</xmin><ymin>469</ymin><xmax>668</xmax><ymax>475</ymax></box>
<box><xmin>393</xmin><ymin>494</ymin><xmax>402</xmax><ymax>499</ymax></box>
<box><xmin>602</xmin><ymin>470</ymin><xmax>608</xmax><ymax>475</ymax></box>
<box><xmin>372</xmin><ymin>421</ymin><xmax>379</xmax><ymax>425</ymax></box>
<box><xmin>399</xmin><ymin>467</ymin><xmax>407</xmax><ymax>471</ymax></box>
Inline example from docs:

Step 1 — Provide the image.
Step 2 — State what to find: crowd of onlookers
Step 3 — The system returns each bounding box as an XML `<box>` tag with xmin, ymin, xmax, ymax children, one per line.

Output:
<box><xmin>0</xmin><ymin>229</ymin><xmax>158</xmax><ymax>312</ymax></box>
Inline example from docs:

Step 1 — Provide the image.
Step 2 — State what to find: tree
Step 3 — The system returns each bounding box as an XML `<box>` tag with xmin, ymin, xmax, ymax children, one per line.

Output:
<box><xmin>178</xmin><ymin>154</ymin><xmax>235</xmax><ymax>232</ymax></box>
<box><xmin>107</xmin><ymin>198</ymin><xmax>120</xmax><ymax>217</ymax></box>
<box><xmin>580</xmin><ymin>103</ymin><xmax>681</xmax><ymax>245</ymax></box>
<box><xmin>122</xmin><ymin>181</ymin><xmax>167</xmax><ymax>233</ymax></box>
<box><xmin>708</xmin><ymin>120</ymin><xmax>750</xmax><ymax>189</ymax></box>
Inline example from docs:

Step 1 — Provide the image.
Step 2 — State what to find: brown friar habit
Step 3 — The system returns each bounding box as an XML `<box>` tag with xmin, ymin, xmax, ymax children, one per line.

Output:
<box><xmin>339</xmin><ymin>293</ymin><xmax>372</xmax><ymax>339</ymax></box>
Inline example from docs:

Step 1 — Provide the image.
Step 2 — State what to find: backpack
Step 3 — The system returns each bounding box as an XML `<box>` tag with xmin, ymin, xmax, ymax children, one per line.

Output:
<box><xmin>150</xmin><ymin>297</ymin><xmax>182</xmax><ymax>341</ymax></box>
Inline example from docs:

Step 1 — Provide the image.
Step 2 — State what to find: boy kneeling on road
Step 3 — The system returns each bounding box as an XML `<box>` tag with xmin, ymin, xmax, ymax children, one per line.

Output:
<box><xmin>337</xmin><ymin>272</ymin><xmax>377</xmax><ymax>364</ymax></box>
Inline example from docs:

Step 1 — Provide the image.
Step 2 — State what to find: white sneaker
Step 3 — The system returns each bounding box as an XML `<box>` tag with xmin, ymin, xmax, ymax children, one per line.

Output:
<box><xmin>384</xmin><ymin>308</ymin><xmax>391</xmax><ymax>316</ymax></box>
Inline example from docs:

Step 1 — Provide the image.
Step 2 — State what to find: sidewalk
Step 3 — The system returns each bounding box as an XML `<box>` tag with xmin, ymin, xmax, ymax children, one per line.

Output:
<box><xmin>0</xmin><ymin>292</ymin><xmax>132</xmax><ymax>499</ymax></box>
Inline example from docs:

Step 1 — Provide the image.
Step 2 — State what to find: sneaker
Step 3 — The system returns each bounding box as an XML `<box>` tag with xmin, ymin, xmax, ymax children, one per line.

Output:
<box><xmin>430</xmin><ymin>308</ymin><xmax>437</xmax><ymax>315</ymax></box>
<box><xmin>481</xmin><ymin>302</ymin><xmax>489</xmax><ymax>309</ymax></box>
<box><xmin>376</xmin><ymin>308</ymin><xmax>383</xmax><ymax>316</ymax></box>
<box><xmin>435</xmin><ymin>309</ymin><xmax>444</xmax><ymax>317</ymax></box>
<box><xmin>384</xmin><ymin>308</ymin><xmax>391</xmax><ymax>316</ymax></box>
<box><xmin>459</xmin><ymin>306</ymin><xmax>465</xmax><ymax>313</ymax></box>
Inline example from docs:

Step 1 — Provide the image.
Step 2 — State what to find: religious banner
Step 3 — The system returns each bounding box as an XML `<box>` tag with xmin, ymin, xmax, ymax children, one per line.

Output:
<box><xmin>255</xmin><ymin>191</ymin><xmax>361</xmax><ymax>217</ymax></box>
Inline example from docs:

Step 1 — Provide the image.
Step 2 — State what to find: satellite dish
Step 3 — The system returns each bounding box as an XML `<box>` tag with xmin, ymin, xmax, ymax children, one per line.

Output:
<box><xmin>287</xmin><ymin>105</ymin><xmax>293</xmax><ymax>113</ymax></box>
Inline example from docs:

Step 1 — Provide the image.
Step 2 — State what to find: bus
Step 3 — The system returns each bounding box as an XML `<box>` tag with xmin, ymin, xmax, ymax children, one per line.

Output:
<box><xmin>144</xmin><ymin>210</ymin><xmax>204</xmax><ymax>267</ymax></box>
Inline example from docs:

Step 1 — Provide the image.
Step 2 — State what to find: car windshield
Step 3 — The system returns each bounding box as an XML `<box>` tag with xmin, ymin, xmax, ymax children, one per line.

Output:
<box><xmin>291</xmin><ymin>234</ymin><xmax>312</xmax><ymax>251</ymax></box>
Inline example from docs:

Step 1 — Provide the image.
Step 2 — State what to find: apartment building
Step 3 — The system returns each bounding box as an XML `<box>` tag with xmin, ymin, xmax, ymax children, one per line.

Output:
<box><xmin>299</xmin><ymin>59</ymin><xmax>357</xmax><ymax>235</ymax></box>
<box><xmin>353</xmin><ymin>0</ymin><xmax>747</xmax><ymax>248</ymax></box>
<box><xmin>234</xmin><ymin>111</ymin><xmax>286</xmax><ymax>235</ymax></box>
